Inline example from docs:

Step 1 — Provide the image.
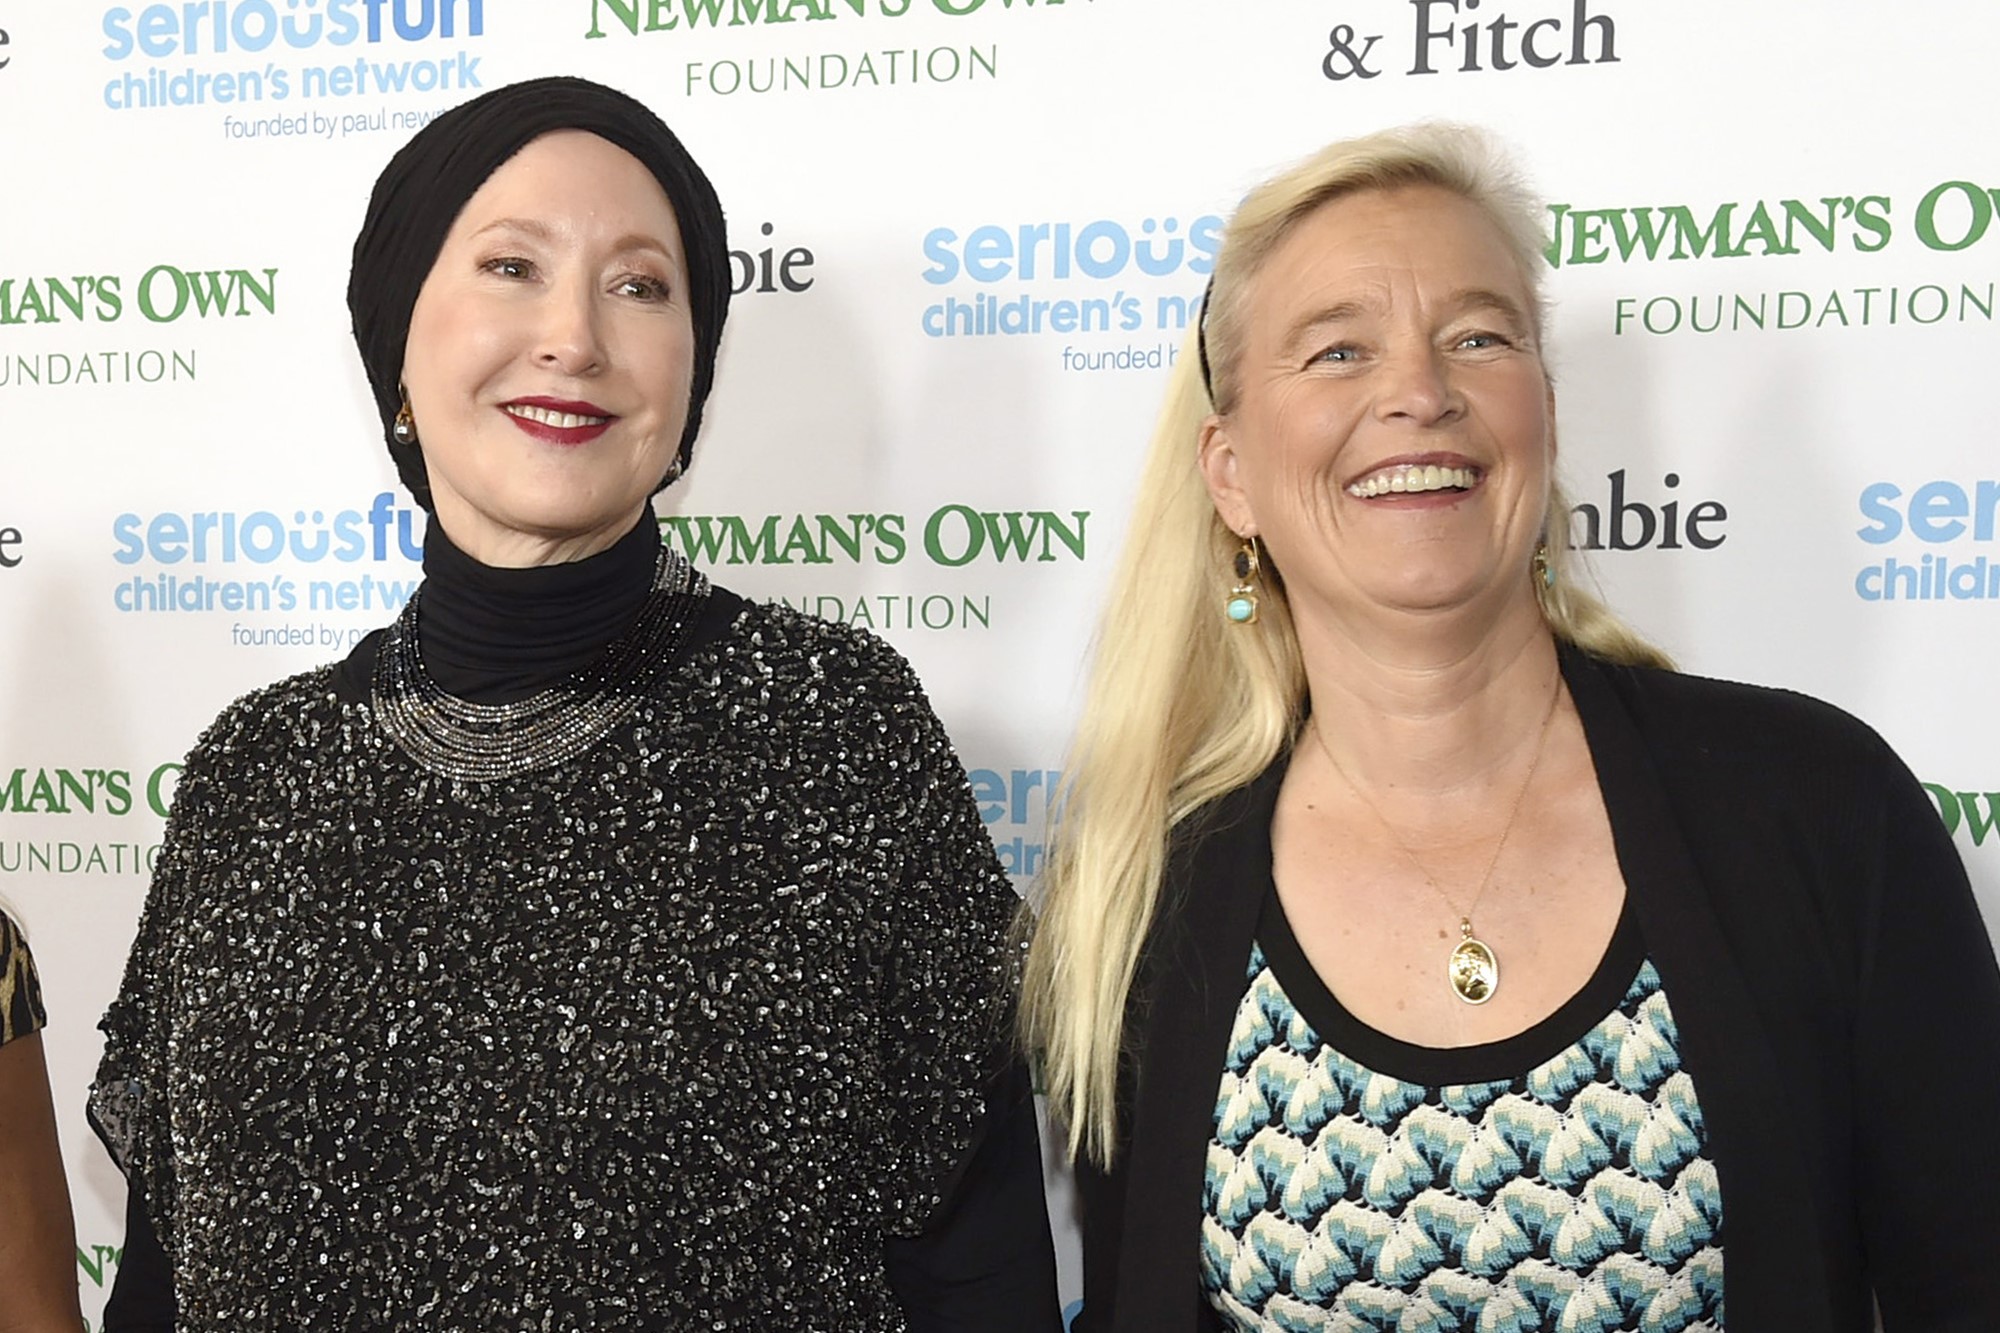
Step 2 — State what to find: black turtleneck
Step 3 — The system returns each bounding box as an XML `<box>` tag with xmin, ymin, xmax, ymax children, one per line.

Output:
<box><xmin>327</xmin><ymin>510</ymin><xmax>741</xmax><ymax>707</ymax></box>
<box><xmin>416</xmin><ymin>512</ymin><xmax>663</xmax><ymax>705</ymax></box>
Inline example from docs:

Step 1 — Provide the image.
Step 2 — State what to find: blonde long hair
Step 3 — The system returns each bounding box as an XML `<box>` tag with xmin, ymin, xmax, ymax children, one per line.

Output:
<box><xmin>1019</xmin><ymin>123</ymin><xmax>1671</xmax><ymax>1167</ymax></box>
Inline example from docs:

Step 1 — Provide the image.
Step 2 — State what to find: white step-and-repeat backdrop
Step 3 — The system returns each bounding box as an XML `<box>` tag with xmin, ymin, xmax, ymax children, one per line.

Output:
<box><xmin>3</xmin><ymin>1</ymin><xmax>1997</xmax><ymax>1322</ymax></box>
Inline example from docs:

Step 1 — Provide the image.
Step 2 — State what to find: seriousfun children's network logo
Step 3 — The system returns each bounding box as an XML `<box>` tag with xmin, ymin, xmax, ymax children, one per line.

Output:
<box><xmin>1853</xmin><ymin>478</ymin><xmax>2000</xmax><ymax>603</ymax></box>
<box><xmin>99</xmin><ymin>0</ymin><xmax>487</xmax><ymax>123</ymax></box>
<box><xmin>922</xmin><ymin>213</ymin><xmax>1221</xmax><ymax>372</ymax></box>
<box><xmin>968</xmin><ymin>764</ymin><xmax>1059</xmax><ymax>878</ymax></box>
<box><xmin>110</xmin><ymin>494</ymin><xmax>424</xmax><ymax>647</ymax></box>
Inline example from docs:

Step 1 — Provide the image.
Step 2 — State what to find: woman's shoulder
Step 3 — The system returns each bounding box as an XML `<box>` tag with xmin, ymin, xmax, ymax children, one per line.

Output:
<box><xmin>1578</xmin><ymin>651</ymin><xmax>1907</xmax><ymax>785</ymax></box>
<box><xmin>697</xmin><ymin>593</ymin><xmax>986</xmax><ymax>813</ymax></box>
<box><xmin>176</xmin><ymin>665</ymin><xmax>351</xmax><ymax>778</ymax></box>
<box><xmin>197</xmin><ymin>663</ymin><xmax>346</xmax><ymax>734</ymax></box>
<box><xmin>700</xmin><ymin>589</ymin><xmax>935</xmax><ymax>708</ymax></box>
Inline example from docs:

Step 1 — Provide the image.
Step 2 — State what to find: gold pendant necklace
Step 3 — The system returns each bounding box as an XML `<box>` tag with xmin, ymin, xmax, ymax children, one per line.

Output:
<box><xmin>1309</xmin><ymin>668</ymin><xmax>1562</xmax><ymax>1006</ymax></box>
<box><xmin>1447</xmin><ymin>918</ymin><xmax>1499</xmax><ymax>1006</ymax></box>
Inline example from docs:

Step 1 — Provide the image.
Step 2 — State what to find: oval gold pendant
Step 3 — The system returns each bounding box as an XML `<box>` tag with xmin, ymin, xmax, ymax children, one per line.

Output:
<box><xmin>1448</xmin><ymin>937</ymin><xmax>1498</xmax><ymax>1005</ymax></box>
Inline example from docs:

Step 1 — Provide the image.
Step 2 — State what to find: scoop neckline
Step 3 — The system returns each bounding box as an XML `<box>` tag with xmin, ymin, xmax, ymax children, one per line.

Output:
<box><xmin>1255</xmin><ymin>880</ymin><xmax>1645</xmax><ymax>1087</ymax></box>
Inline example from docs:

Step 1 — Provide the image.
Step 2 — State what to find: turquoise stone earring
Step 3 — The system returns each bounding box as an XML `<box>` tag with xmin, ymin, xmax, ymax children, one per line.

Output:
<box><xmin>1226</xmin><ymin>538</ymin><xmax>1260</xmax><ymax>625</ymax></box>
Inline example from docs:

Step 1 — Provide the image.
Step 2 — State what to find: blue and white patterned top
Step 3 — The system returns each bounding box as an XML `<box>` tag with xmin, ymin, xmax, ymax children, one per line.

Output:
<box><xmin>1202</xmin><ymin>892</ymin><xmax>1725</xmax><ymax>1331</ymax></box>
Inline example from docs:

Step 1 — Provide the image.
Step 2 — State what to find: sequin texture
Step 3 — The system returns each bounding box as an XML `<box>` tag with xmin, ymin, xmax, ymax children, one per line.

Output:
<box><xmin>91</xmin><ymin>600</ymin><xmax>1017</xmax><ymax>1330</ymax></box>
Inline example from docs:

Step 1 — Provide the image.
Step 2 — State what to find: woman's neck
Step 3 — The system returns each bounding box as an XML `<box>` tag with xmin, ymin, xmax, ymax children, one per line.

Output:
<box><xmin>1294</xmin><ymin>593</ymin><xmax>1562</xmax><ymax>797</ymax></box>
<box><xmin>416</xmin><ymin>511</ymin><xmax>661</xmax><ymax>705</ymax></box>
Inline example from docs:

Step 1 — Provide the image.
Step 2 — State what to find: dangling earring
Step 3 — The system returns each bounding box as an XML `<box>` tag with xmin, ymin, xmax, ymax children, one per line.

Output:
<box><xmin>1225</xmin><ymin>537</ymin><xmax>1261</xmax><ymax>625</ymax></box>
<box><xmin>1533</xmin><ymin>541</ymin><xmax>1555</xmax><ymax>590</ymax></box>
<box><xmin>391</xmin><ymin>389</ymin><xmax>419</xmax><ymax>447</ymax></box>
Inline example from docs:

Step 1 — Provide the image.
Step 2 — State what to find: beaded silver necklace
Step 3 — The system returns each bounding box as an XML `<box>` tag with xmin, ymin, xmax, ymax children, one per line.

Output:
<box><xmin>371</xmin><ymin>549</ymin><xmax>709</xmax><ymax>782</ymax></box>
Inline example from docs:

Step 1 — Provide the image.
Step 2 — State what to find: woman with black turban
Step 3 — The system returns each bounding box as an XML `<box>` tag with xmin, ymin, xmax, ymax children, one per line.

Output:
<box><xmin>89</xmin><ymin>77</ymin><xmax>1059</xmax><ymax>1330</ymax></box>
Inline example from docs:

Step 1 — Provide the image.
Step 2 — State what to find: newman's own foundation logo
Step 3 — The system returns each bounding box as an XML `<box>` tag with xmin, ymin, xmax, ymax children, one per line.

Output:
<box><xmin>0</xmin><ymin>762</ymin><xmax>184</xmax><ymax>878</ymax></box>
<box><xmin>2</xmin><ymin>267</ymin><xmax>277</xmax><ymax>325</ymax></box>
<box><xmin>659</xmin><ymin>506</ymin><xmax>1091</xmax><ymax>633</ymax></box>
<box><xmin>588</xmin><ymin>0</ymin><xmax>1082</xmax><ymax>38</ymax></box>
<box><xmin>585</xmin><ymin>0</ymin><xmax>1084</xmax><ymax>98</ymax></box>
<box><xmin>1</xmin><ymin>264</ymin><xmax>277</xmax><ymax>389</ymax></box>
<box><xmin>1551</xmin><ymin>178</ymin><xmax>2000</xmax><ymax>340</ymax></box>
<box><xmin>659</xmin><ymin>506</ymin><xmax>1088</xmax><ymax>566</ymax></box>
<box><xmin>0</xmin><ymin>765</ymin><xmax>183</xmax><ymax>818</ymax></box>
<box><xmin>1926</xmin><ymin>786</ymin><xmax>1999</xmax><ymax>849</ymax></box>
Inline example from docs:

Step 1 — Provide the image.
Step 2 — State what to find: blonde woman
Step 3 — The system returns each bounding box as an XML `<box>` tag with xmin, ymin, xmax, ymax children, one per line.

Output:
<box><xmin>0</xmin><ymin>905</ymin><xmax>84</xmax><ymax>1332</ymax></box>
<box><xmin>1021</xmin><ymin>125</ymin><xmax>2000</xmax><ymax>1332</ymax></box>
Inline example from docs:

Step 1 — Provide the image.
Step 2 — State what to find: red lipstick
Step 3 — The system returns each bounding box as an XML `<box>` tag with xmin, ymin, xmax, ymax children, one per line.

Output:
<box><xmin>502</xmin><ymin>396</ymin><xmax>617</xmax><ymax>446</ymax></box>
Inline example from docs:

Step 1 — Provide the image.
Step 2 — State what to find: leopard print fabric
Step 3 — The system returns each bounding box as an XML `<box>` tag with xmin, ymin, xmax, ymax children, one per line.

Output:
<box><xmin>0</xmin><ymin>909</ymin><xmax>48</xmax><ymax>1046</ymax></box>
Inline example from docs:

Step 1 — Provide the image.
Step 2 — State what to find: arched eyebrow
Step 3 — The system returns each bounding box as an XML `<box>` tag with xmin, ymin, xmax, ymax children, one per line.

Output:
<box><xmin>469</xmin><ymin>216</ymin><xmax>556</xmax><ymax>245</ymax></box>
<box><xmin>467</xmin><ymin>217</ymin><xmax>683</xmax><ymax>267</ymax></box>
<box><xmin>605</xmin><ymin>233</ymin><xmax>683</xmax><ymax>269</ymax></box>
<box><xmin>1279</xmin><ymin>299</ymin><xmax>1371</xmax><ymax>355</ymax></box>
<box><xmin>1448</xmin><ymin>287</ymin><xmax>1533</xmax><ymax>332</ymax></box>
<box><xmin>1281</xmin><ymin>287</ymin><xmax>1533</xmax><ymax>354</ymax></box>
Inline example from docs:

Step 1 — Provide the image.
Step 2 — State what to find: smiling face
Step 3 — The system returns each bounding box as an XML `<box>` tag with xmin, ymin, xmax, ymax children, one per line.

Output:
<box><xmin>1200</xmin><ymin>183</ymin><xmax>1554</xmax><ymax>638</ymax></box>
<box><xmin>401</xmin><ymin>129</ymin><xmax>695</xmax><ymax>567</ymax></box>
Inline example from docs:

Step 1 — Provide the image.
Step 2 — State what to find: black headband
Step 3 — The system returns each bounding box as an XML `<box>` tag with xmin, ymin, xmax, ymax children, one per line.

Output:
<box><xmin>1196</xmin><ymin>272</ymin><xmax>1217</xmax><ymax>404</ymax></box>
<box><xmin>348</xmin><ymin>76</ymin><xmax>730</xmax><ymax>509</ymax></box>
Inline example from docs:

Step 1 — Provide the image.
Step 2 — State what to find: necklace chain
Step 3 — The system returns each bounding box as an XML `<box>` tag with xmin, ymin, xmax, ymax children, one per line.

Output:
<box><xmin>1307</xmin><ymin>666</ymin><xmax>1563</xmax><ymax>932</ymax></box>
<box><xmin>371</xmin><ymin>547</ymin><xmax>709</xmax><ymax>782</ymax></box>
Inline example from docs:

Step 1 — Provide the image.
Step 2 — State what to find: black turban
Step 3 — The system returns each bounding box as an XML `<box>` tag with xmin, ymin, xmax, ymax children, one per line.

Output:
<box><xmin>348</xmin><ymin>76</ymin><xmax>730</xmax><ymax>509</ymax></box>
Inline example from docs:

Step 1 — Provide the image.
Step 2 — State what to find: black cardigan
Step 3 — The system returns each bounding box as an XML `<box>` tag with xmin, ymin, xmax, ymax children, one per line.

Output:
<box><xmin>1074</xmin><ymin>647</ymin><xmax>2000</xmax><ymax>1332</ymax></box>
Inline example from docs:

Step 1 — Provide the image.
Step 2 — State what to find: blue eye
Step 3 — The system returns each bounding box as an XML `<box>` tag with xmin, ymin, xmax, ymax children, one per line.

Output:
<box><xmin>1315</xmin><ymin>344</ymin><xmax>1359</xmax><ymax>364</ymax></box>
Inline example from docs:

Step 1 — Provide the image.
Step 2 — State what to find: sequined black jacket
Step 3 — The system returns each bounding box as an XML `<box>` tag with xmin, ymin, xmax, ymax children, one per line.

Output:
<box><xmin>93</xmin><ymin>590</ymin><xmax>1060</xmax><ymax>1331</ymax></box>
